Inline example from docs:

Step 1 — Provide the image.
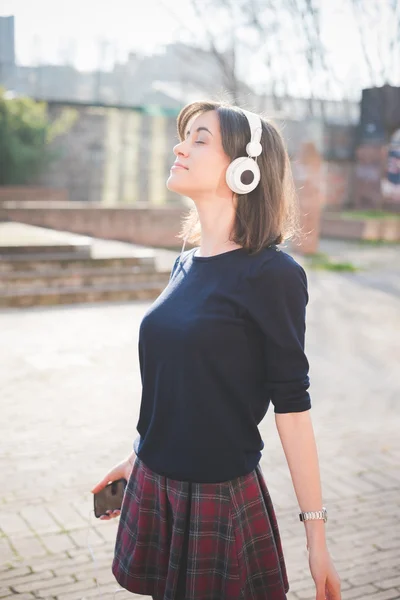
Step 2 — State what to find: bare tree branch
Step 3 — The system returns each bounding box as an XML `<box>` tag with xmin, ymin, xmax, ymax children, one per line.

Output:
<box><xmin>349</xmin><ymin>0</ymin><xmax>400</xmax><ymax>87</ymax></box>
<box><xmin>157</xmin><ymin>0</ymin><xmax>399</xmax><ymax>119</ymax></box>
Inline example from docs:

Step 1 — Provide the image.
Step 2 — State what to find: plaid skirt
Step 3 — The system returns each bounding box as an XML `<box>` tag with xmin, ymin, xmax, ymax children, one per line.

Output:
<box><xmin>112</xmin><ymin>455</ymin><xmax>289</xmax><ymax>600</ymax></box>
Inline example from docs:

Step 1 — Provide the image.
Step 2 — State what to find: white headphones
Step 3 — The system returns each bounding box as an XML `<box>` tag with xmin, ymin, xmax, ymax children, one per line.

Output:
<box><xmin>225</xmin><ymin>109</ymin><xmax>263</xmax><ymax>195</ymax></box>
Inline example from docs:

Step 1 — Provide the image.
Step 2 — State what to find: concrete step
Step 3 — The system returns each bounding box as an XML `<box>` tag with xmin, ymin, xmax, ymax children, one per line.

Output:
<box><xmin>0</xmin><ymin>223</ymin><xmax>175</xmax><ymax>307</ymax></box>
<box><xmin>0</xmin><ymin>265</ymin><xmax>167</xmax><ymax>291</ymax></box>
<box><xmin>0</xmin><ymin>243</ymin><xmax>92</xmax><ymax>257</ymax></box>
<box><xmin>0</xmin><ymin>254</ymin><xmax>155</xmax><ymax>273</ymax></box>
<box><xmin>0</xmin><ymin>279</ymin><xmax>170</xmax><ymax>308</ymax></box>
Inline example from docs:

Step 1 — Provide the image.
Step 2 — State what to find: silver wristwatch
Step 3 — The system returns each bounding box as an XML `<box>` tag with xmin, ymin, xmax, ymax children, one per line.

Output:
<box><xmin>299</xmin><ymin>507</ymin><xmax>328</xmax><ymax>523</ymax></box>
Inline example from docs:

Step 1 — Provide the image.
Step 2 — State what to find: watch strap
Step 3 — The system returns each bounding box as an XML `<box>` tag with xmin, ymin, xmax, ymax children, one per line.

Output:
<box><xmin>299</xmin><ymin>507</ymin><xmax>328</xmax><ymax>523</ymax></box>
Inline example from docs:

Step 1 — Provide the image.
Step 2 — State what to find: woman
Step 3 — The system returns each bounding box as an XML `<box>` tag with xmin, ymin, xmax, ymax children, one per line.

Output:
<box><xmin>91</xmin><ymin>101</ymin><xmax>341</xmax><ymax>600</ymax></box>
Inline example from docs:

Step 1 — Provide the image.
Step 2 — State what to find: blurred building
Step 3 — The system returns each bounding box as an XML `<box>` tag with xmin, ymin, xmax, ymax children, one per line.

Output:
<box><xmin>24</xmin><ymin>99</ymin><xmax>355</xmax><ymax>209</ymax></box>
<box><xmin>0</xmin><ymin>15</ymin><xmax>15</xmax><ymax>86</ymax></box>
<box><xmin>0</xmin><ymin>19</ymin><xmax>358</xmax><ymax>126</ymax></box>
<box><xmin>354</xmin><ymin>85</ymin><xmax>400</xmax><ymax>211</ymax></box>
<box><xmin>0</xmin><ymin>14</ymin><xmax>360</xmax><ymax>209</ymax></box>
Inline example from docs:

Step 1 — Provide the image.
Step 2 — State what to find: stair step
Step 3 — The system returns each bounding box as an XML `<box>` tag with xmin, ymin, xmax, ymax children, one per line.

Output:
<box><xmin>0</xmin><ymin>255</ymin><xmax>155</xmax><ymax>273</ymax></box>
<box><xmin>0</xmin><ymin>280</ymin><xmax>169</xmax><ymax>308</ymax></box>
<box><xmin>0</xmin><ymin>266</ymin><xmax>167</xmax><ymax>291</ymax></box>
<box><xmin>0</xmin><ymin>244</ymin><xmax>92</xmax><ymax>257</ymax></box>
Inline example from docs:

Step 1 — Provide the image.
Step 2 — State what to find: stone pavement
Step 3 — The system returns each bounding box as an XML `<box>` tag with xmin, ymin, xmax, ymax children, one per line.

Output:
<box><xmin>0</xmin><ymin>239</ymin><xmax>400</xmax><ymax>600</ymax></box>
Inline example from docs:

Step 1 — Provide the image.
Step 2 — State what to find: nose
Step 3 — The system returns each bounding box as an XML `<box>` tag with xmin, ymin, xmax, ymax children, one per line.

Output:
<box><xmin>173</xmin><ymin>139</ymin><xmax>189</xmax><ymax>157</ymax></box>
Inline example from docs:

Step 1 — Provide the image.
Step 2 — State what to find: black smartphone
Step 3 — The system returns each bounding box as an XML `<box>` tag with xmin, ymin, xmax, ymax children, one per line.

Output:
<box><xmin>93</xmin><ymin>478</ymin><xmax>127</xmax><ymax>518</ymax></box>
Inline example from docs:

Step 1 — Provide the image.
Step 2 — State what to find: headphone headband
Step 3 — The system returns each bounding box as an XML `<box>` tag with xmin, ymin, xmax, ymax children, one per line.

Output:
<box><xmin>240</xmin><ymin>109</ymin><xmax>263</xmax><ymax>158</ymax></box>
<box><xmin>225</xmin><ymin>108</ymin><xmax>263</xmax><ymax>194</ymax></box>
<box><xmin>240</xmin><ymin>109</ymin><xmax>262</xmax><ymax>145</ymax></box>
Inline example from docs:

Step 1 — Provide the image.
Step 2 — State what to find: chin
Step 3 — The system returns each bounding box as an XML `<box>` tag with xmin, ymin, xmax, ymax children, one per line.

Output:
<box><xmin>166</xmin><ymin>174</ymin><xmax>189</xmax><ymax>195</ymax></box>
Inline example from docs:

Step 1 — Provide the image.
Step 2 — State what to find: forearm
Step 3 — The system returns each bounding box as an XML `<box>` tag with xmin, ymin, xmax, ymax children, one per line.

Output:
<box><xmin>275</xmin><ymin>410</ymin><xmax>326</xmax><ymax>550</ymax></box>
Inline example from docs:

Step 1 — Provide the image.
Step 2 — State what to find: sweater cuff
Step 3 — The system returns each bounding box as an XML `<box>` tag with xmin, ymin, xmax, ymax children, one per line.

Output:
<box><xmin>269</xmin><ymin>378</ymin><xmax>311</xmax><ymax>414</ymax></box>
<box><xmin>273</xmin><ymin>395</ymin><xmax>311</xmax><ymax>414</ymax></box>
<box><xmin>133</xmin><ymin>435</ymin><xmax>141</xmax><ymax>454</ymax></box>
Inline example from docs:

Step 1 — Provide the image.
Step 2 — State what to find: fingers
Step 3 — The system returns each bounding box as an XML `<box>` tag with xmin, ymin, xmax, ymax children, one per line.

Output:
<box><xmin>326</xmin><ymin>574</ymin><xmax>341</xmax><ymax>599</ymax></box>
<box><xmin>91</xmin><ymin>464</ymin><xmax>126</xmax><ymax>494</ymax></box>
<box><xmin>315</xmin><ymin>580</ymin><xmax>326</xmax><ymax>600</ymax></box>
<box><xmin>91</xmin><ymin>477</ymin><xmax>112</xmax><ymax>494</ymax></box>
<box><xmin>99</xmin><ymin>509</ymin><xmax>121</xmax><ymax>521</ymax></box>
<box><xmin>91</xmin><ymin>481</ymin><xmax>106</xmax><ymax>494</ymax></box>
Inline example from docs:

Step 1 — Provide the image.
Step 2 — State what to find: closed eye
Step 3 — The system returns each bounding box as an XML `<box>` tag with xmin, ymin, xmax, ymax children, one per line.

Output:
<box><xmin>195</xmin><ymin>141</ymin><xmax>205</xmax><ymax>144</ymax></box>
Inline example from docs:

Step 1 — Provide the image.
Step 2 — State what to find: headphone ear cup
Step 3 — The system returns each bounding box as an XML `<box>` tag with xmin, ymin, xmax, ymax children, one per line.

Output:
<box><xmin>226</xmin><ymin>157</ymin><xmax>261</xmax><ymax>195</ymax></box>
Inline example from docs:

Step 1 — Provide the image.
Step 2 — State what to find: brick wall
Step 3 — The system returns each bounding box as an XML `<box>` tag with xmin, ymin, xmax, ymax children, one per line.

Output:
<box><xmin>34</xmin><ymin>101</ymin><xmax>357</xmax><ymax>210</ymax></box>
<box><xmin>0</xmin><ymin>203</ymin><xmax>187</xmax><ymax>248</ymax></box>
<box><xmin>323</xmin><ymin>161</ymin><xmax>355</xmax><ymax>210</ymax></box>
<box><xmin>0</xmin><ymin>187</ymin><xmax>68</xmax><ymax>203</ymax></box>
<box><xmin>321</xmin><ymin>213</ymin><xmax>400</xmax><ymax>240</ymax></box>
<box><xmin>38</xmin><ymin>104</ymin><xmax>180</xmax><ymax>205</ymax></box>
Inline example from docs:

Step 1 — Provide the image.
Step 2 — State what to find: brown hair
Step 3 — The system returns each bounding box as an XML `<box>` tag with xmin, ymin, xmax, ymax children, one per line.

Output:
<box><xmin>175</xmin><ymin>100</ymin><xmax>302</xmax><ymax>254</ymax></box>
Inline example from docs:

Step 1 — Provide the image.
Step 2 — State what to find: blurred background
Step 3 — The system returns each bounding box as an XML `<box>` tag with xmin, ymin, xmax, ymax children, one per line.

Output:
<box><xmin>0</xmin><ymin>1</ymin><xmax>399</xmax><ymax>600</ymax></box>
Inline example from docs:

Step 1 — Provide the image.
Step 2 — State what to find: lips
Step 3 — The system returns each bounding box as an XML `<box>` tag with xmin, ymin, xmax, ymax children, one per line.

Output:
<box><xmin>172</xmin><ymin>162</ymin><xmax>188</xmax><ymax>170</ymax></box>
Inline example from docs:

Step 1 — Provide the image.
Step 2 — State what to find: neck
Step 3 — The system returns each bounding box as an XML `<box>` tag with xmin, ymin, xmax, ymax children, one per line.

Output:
<box><xmin>192</xmin><ymin>195</ymin><xmax>241</xmax><ymax>257</ymax></box>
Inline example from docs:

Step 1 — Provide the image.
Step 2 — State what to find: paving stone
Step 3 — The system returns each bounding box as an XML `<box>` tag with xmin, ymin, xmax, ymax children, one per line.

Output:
<box><xmin>342</xmin><ymin>585</ymin><xmax>379</xmax><ymax>599</ymax></box>
<box><xmin>68</xmin><ymin>526</ymin><xmax>105</xmax><ymax>550</ymax></box>
<box><xmin>0</xmin><ymin>595</ymin><xmax>36</xmax><ymax>600</ymax></box>
<box><xmin>0</xmin><ymin>539</ymin><xmax>17</xmax><ymax>565</ymax></box>
<box><xmin>9</xmin><ymin>536</ymin><xmax>47</xmax><ymax>560</ymax></box>
<box><xmin>375</xmin><ymin>538</ymin><xmax>400</xmax><ymax>551</ymax></box>
<box><xmin>360</xmin><ymin>590</ymin><xmax>400</xmax><ymax>600</ymax></box>
<box><xmin>95</xmin><ymin>521</ymin><xmax>119</xmax><ymax>544</ymax></box>
<box><xmin>376</xmin><ymin>577</ymin><xmax>400</xmax><ymax>591</ymax></box>
<box><xmin>1</xmin><ymin>240</ymin><xmax>400</xmax><ymax>596</ymax></box>
<box><xmin>67</xmin><ymin>548</ymin><xmax>112</xmax><ymax>564</ymax></box>
<box><xmin>28</xmin><ymin>553</ymin><xmax>71</xmax><ymax>573</ymax></box>
<box><xmin>2</xmin><ymin>569</ymin><xmax>54</xmax><ymax>591</ymax></box>
<box><xmin>0</xmin><ymin>513</ymin><xmax>31</xmax><ymax>538</ymax></box>
<box><xmin>0</xmin><ymin>565</ymin><xmax>32</xmax><ymax>582</ymax></box>
<box><xmin>47</xmin><ymin>503</ymin><xmax>91</xmax><ymax>531</ymax></box>
<box><xmin>81</xmin><ymin>566</ymin><xmax>114</xmax><ymax>585</ymax></box>
<box><xmin>53</xmin><ymin>556</ymin><xmax>108</xmax><ymax>578</ymax></box>
<box><xmin>339</xmin><ymin>560</ymin><xmax>400</xmax><ymax>582</ymax></box>
<box><xmin>19</xmin><ymin>506</ymin><xmax>61</xmax><ymax>536</ymax></box>
<box><xmin>56</xmin><ymin>582</ymin><xmax>137</xmax><ymax>600</ymax></box>
<box><xmin>40</xmin><ymin>533</ymin><xmax>76</xmax><ymax>554</ymax></box>
<box><xmin>347</xmin><ymin>569</ymin><xmax>400</xmax><ymax>588</ymax></box>
<box><xmin>294</xmin><ymin>578</ymin><xmax>351</xmax><ymax>598</ymax></box>
<box><xmin>12</xmin><ymin>574</ymin><xmax>73</xmax><ymax>594</ymax></box>
<box><xmin>37</xmin><ymin>578</ymin><xmax>97</xmax><ymax>598</ymax></box>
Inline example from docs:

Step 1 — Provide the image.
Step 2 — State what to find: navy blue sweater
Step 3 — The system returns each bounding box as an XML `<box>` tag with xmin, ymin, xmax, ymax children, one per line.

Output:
<box><xmin>133</xmin><ymin>244</ymin><xmax>311</xmax><ymax>483</ymax></box>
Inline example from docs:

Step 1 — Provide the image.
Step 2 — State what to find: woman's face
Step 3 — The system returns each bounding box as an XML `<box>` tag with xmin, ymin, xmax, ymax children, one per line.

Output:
<box><xmin>166</xmin><ymin>110</ymin><xmax>232</xmax><ymax>199</ymax></box>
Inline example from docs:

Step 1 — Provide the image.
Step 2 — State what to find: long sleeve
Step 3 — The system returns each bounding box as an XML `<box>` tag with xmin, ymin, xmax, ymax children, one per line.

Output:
<box><xmin>245</xmin><ymin>253</ymin><xmax>311</xmax><ymax>414</ymax></box>
<box><xmin>133</xmin><ymin>245</ymin><xmax>311</xmax><ymax>482</ymax></box>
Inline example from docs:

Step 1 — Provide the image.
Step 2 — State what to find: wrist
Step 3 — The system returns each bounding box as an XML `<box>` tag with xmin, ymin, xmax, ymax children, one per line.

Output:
<box><xmin>304</xmin><ymin>520</ymin><xmax>327</xmax><ymax>549</ymax></box>
<box><xmin>306</xmin><ymin>538</ymin><xmax>328</xmax><ymax>552</ymax></box>
<box><xmin>127</xmin><ymin>450</ymin><xmax>136</xmax><ymax>465</ymax></box>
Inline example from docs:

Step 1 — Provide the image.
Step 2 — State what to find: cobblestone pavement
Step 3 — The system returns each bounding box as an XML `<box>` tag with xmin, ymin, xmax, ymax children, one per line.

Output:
<box><xmin>1</xmin><ymin>240</ymin><xmax>400</xmax><ymax>600</ymax></box>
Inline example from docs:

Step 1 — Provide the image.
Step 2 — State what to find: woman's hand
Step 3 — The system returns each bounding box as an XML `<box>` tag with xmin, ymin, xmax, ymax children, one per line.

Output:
<box><xmin>309</xmin><ymin>544</ymin><xmax>341</xmax><ymax>600</ymax></box>
<box><xmin>90</xmin><ymin>451</ymin><xmax>136</xmax><ymax>520</ymax></box>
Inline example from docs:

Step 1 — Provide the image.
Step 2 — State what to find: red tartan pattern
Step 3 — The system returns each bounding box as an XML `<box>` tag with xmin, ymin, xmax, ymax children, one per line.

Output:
<box><xmin>112</xmin><ymin>455</ymin><xmax>289</xmax><ymax>599</ymax></box>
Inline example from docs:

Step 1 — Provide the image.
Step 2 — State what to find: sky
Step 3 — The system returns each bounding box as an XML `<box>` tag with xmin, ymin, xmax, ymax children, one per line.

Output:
<box><xmin>0</xmin><ymin>0</ymin><xmax>398</xmax><ymax>98</ymax></box>
<box><xmin>0</xmin><ymin>0</ymin><xmax>189</xmax><ymax>69</ymax></box>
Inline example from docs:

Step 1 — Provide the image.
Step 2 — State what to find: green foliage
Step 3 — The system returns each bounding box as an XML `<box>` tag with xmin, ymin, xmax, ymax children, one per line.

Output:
<box><xmin>305</xmin><ymin>252</ymin><xmax>360</xmax><ymax>272</ymax></box>
<box><xmin>0</xmin><ymin>88</ymin><xmax>77</xmax><ymax>185</ymax></box>
<box><xmin>340</xmin><ymin>210</ymin><xmax>400</xmax><ymax>220</ymax></box>
<box><xmin>357</xmin><ymin>239</ymin><xmax>400</xmax><ymax>246</ymax></box>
